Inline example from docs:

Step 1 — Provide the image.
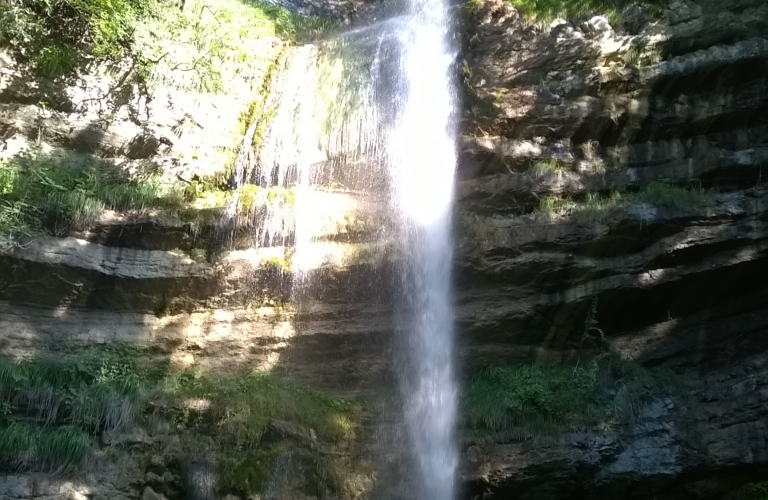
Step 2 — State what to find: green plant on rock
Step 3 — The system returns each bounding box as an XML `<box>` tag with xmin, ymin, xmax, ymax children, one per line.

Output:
<box><xmin>462</xmin><ymin>60</ymin><xmax>498</xmax><ymax>117</ymax></box>
<box><xmin>537</xmin><ymin>181</ymin><xmax>712</xmax><ymax>222</ymax></box>
<box><xmin>0</xmin><ymin>347</ymin><xmax>361</xmax><ymax>483</ymax></box>
<box><xmin>632</xmin><ymin>181</ymin><xmax>710</xmax><ymax>208</ymax></box>
<box><xmin>572</xmin><ymin>190</ymin><xmax>622</xmax><ymax>222</ymax></box>
<box><xmin>165</xmin><ymin>368</ymin><xmax>360</xmax><ymax>445</ymax></box>
<box><xmin>0</xmin><ymin>152</ymin><xmax>184</xmax><ymax>243</ymax></box>
<box><xmin>538</xmin><ymin>194</ymin><xmax>574</xmax><ymax>217</ymax></box>
<box><xmin>0</xmin><ymin>345</ymin><xmax>158</xmax><ymax>472</ymax></box>
<box><xmin>623</xmin><ymin>43</ymin><xmax>663</xmax><ymax>68</ymax></box>
<box><xmin>262</xmin><ymin>249</ymin><xmax>293</xmax><ymax>273</ymax></box>
<box><xmin>34</xmin><ymin>44</ymin><xmax>78</xmax><ymax>77</ymax></box>
<box><xmin>0</xmin><ymin>346</ymin><xmax>152</xmax><ymax>432</ymax></box>
<box><xmin>462</xmin><ymin>363</ymin><xmax>606</xmax><ymax>441</ymax></box>
<box><xmin>0</xmin><ymin>421</ymin><xmax>91</xmax><ymax>472</ymax></box>
<box><xmin>530</xmin><ymin>159</ymin><xmax>569</xmax><ymax>177</ymax></box>
<box><xmin>462</xmin><ymin>355</ymin><xmax>682</xmax><ymax>442</ymax></box>
<box><xmin>501</xmin><ymin>0</ymin><xmax>665</xmax><ymax>24</ymax></box>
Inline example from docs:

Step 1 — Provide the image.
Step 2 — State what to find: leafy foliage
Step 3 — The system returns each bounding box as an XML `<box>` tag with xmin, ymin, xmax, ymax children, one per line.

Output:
<box><xmin>0</xmin><ymin>0</ymin><xmax>155</xmax><ymax>73</ymax></box>
<box><xmin>133</xmin><ymin>0</ymin><xmax>337</xmax><ymax>93</ymax></box>
<box><xmin>0</xmin><ymin>0</ymin><xmax>338</xmax><ymax>85</ymax></box>
<box><xmin>0</xmin><ymin>152</ymin><xmax>184</xmax><ymax>242</ymax></box>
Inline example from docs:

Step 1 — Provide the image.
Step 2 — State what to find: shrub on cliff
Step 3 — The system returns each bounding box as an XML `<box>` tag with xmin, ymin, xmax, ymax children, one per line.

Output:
<box><xmin>0</xmin><ymin>0</ymin><xmax>337</xmax><ymax>85</ymax></box>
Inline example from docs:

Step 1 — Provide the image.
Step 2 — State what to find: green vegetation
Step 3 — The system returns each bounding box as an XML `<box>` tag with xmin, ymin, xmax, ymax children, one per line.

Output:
<box><xmin>623</xmin><ymin>43</ymin><xmax>663</xmax><ymax>67</ymax></box>
<box><xmin>0</xmin><ymin>152</ymin><xmax>184</xmax><ymax>243</ymax></box>
<box><xmin>0</xmin><ymin>0</ymin><xmax>338</xmax><ymax>85</ymax></box>
<box><xmin>134</xmin><ymin>0</ymin><xmax>338</xmax><ymax>93</ymax></box>
<box><xmin>0</xmin><ymin>422</ymin><xmax>91</xmax><ymax>472</ymax></box>
<box><xmin>0</xmin><ymin>346</ymin><xmax>359</xmax><ymax>492</ymax></box>
<box><xmin>0</xmin><ymin>345</ymin><xmax>151</xmax><ymax>471</ymax></box>
<box><xmin>262</xmin><ymin>250</ymin><xmax>293</xmax><ymax>272</ymax></box>
<box><xmin>167</xmin><ymin>368</ymin><xmax>358</xmax><ymax>445</ymax></box>
<box><xmin>502</xmin><ymin>0</ymin><xmax>665</xmax><ymax>24</ymax></box>
<box><xmin>538</xmin><ymin>181</ymin><xmax>712</xmax><ymax>222</ymax></box>
<box><xmin>463</xmin><ymin>363</ymin><xmax>604</xmax><ymax>441</ymax></box>
<box><xmin>530</xmin><ymin>159</ymin><xmax>569</xmax><ymax>177</ymax></box>
<box><xmin>726</xmin><ymin>482</ymin><xmax>768</xmax><ymax>500</ymax></box>
<box><xmin>572</xmin><ymin>190</ymin><xmax>623</xmax><ymax>222</ymax></box>
<box><xmin>462</xmin><ymin>355</ymin><xmax>678</xmax><ymax>442</ymax></box>
<box><xmin>463</xmin><ymin>298</ymin><xmax>683</xmax><ymax>442</ymax></box>
<box><xmin>633</xmin><ymin>181</ymin><xmax>710</xmax><ymax>207</ymax></box>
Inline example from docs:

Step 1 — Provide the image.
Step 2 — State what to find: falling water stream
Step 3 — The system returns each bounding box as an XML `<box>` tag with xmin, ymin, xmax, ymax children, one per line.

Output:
<box><xmin>236</xmin><ymin>1</ymin><xmax>458</xmax><ymax>496</ymax></box>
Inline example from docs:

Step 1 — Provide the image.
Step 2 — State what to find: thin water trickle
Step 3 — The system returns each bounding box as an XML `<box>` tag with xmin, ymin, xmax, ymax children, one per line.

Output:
<box><xmin>238</xmin><ymin>2</ymin><xmax>458</xmax><ymax>496</ymax></box>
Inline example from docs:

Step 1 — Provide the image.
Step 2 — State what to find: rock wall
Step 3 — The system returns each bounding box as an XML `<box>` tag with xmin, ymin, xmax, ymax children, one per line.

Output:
<box><xmin>456</xmin><ymin>0</ymin><xmax>768</xmax><ymax>497</ymax></box>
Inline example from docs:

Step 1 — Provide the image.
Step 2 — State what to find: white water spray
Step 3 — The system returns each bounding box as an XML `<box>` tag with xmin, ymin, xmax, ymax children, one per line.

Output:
<box><xmin>243</xmin><ymin>2</ymin><xmax>459</xmax><ymax>496</ymax></box>
<box><xmin>390</xmin><ymin>5</ymin><xmax>459</xmax><ymax>499</ymax></box>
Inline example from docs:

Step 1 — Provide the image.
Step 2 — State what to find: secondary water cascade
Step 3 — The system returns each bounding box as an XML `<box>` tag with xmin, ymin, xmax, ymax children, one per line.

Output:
<box><xmin>235</xmin><ymin>1</ymin><xmax>459</xmax><ymax>496</ymax></box>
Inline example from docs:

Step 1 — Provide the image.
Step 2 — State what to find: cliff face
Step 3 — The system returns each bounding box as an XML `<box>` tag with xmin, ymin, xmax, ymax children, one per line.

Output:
<box><xmin>456</xmin><ymin>0</ymin><xmax>768</xmax><ymax>497</ymax></box>
<box><xmin>0</xmin><ymin>0</ymin><xmax>767</xmax><ymax>498</ymax></box>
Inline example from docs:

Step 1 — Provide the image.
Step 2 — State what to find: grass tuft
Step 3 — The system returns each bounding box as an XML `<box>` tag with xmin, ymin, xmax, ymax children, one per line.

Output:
<box><xmin>538</xmin><ymin>182</ymin><xmax>712</xmax><ymax>222</ymax></box>
<box><xmin>166</xmin><ymin>369</ymin><xmax>359</xmax><ymax>445</ymax></box>
<box><xmin>0</xmin><ymin>347</ymin><xmax>360</xmax><ymax>483</ymax></box>
<box><xmin>462</xmin><ymin>355</ymin><xmax>680</xmax><ymax>442</ymax></box>
<box><xmin>0</xmin><ymin>152</ymin><xmax>184</xmax><ymax>243</ymax></box>
<box><xmin>0</xmin><ymin>421</ymin><xmax>90</xmax><ymax>472</ymax></box>
<box><xmin>530</xmin><ymin>159</ymin><xmax>569</xmax><ymax>177</ymax></box>
<box><xmin>572</xmin><ymin>190</ymin><xmax>622</xmax><ymax>222</ymax></box>
<box><xmin>632</xmin><ymin>181</ymin><xmax>709</xmax><ymax>207</ymax></box>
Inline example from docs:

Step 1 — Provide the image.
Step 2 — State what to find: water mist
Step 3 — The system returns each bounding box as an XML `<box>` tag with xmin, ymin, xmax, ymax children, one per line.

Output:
<box><xmin>241</xmin><ymin>0</ymin><xmax>459</xmax><ymax>495</ymax></box>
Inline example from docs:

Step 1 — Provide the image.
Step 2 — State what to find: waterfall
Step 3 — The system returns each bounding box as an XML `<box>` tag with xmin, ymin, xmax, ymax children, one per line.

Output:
<box><xmin>241</xmin><ymin>2</ymin><xmax>458</xmax><ymax>496</ymax></box>
<box><xmin>390</xmin><ymin>4</ymin><xmax>459</xmax><ymax>499</ymax></box>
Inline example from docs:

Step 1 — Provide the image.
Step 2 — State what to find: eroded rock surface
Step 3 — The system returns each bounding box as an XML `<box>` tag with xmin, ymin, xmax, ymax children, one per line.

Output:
<box><xmin>455</xmin><ymin>0</ymin><xmax>768</xmax><ymax>497</ymax></box>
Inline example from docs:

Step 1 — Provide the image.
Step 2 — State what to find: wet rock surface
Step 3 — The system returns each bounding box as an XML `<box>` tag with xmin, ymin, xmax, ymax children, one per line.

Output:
<box><xmin>455</xmin><ymin>0</ymin><xmax>768</xmax><ymax>497</ymax></box>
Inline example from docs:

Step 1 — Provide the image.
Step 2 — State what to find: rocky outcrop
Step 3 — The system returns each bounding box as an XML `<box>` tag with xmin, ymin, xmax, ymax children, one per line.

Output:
<box><xmin>463</xmin><ymin>350</ymin><xmax>768</xmax><ymax>500</ymax></box>
<box><xmin>455</xmin><ymin>0</ymin><xmax>768</xmax><ymax>497</ymax></box>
